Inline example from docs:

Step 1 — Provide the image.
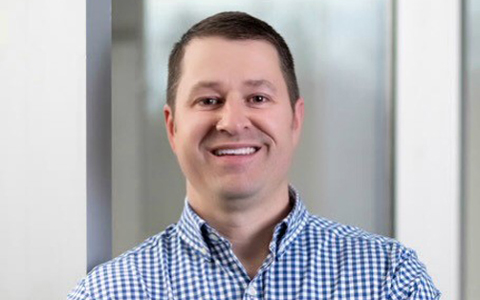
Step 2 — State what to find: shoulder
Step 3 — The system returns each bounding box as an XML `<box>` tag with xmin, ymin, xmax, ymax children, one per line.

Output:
<box><xmin>305</xmin><ymin>213</ymin><xmax>402</xmax><ymax>252</ymax></box>
<box><xmin>302</xmin><ymin>214</ymin><xmax>409</xmax><ymax>273</ymax></box>
<box><xmin>67</xmin><ymin>224</ymin><xmax>178</xmax><ymax>300</ymax></box>
<box><xmin>302</xmin><ymin>214</ymin><xmax>441</xmax><ymax>299</ymax></box>
<box><xmin>304</xmin><ymin>213</ymin><xmax>424</xmax><ymax>267</ymax></box>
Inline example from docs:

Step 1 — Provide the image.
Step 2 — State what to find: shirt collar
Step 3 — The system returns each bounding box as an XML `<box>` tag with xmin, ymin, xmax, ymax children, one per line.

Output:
<box><xmin>176</xmin><ymin>197</ymin><xmax>210</xmax><ymax>259</ymax></box>
<box><xmin>272</xmin><ymin>185</ymin><xmax>309</xmax><ymax>257</ymax></box>
<box><xmin>176</xmin><ymin>185</ymin><xmax>309</xmax><ymax>260</ymax></box>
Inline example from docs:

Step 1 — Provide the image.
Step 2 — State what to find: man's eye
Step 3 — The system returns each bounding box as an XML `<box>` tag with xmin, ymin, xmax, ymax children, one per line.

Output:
<box><xmin>249</xmin><ymin>95</ymin><xmax>268</xmax><ymax>103</ymax></box>
<box><xmin>198</xmin><ymin>98</ymin><xmax>220</xmax><ymax>106</ymax></box>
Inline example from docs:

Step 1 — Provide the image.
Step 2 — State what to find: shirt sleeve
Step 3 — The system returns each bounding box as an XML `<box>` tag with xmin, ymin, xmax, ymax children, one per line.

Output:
<box><xmin>67</xmin><ymin>279</ymin><xmax>93</xmax><ymax>300</ymax></box>
<box><xmin>389</xmin><ymin>248</ymin><xmax>441</xmax><ymax>300</ymax></box>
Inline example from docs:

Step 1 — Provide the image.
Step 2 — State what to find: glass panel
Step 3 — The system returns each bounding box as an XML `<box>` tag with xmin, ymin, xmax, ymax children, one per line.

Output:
<box><xmin>113</xmin><ymin>0</ymin><xmax>392</xmax><ymax>254</ymax></box>
<box><xmin>464</xmin><ymin>0</ymin><xmax>480</xmax><ymax>299</ymax></box>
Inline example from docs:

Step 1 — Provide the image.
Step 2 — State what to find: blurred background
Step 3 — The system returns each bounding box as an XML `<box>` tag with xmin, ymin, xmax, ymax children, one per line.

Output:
<box><xmin>0</xmin><ymin>0</ymin><xmax>477</xmax><ymax>299</ymax></box>
<box><xmin>112</xmin><ymin>0</ymin><xmax>479</xmax><ymax>299</ymax></box>
<box><xmin>111</xmin><ymin>0</ymin><xmax>479</xmax><ymax>299</ymax></box>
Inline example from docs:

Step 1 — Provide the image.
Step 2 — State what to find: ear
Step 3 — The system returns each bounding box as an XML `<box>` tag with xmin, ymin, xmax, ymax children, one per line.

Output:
<box><xmin>292</xmin><ymin>97</ymin><xmax>305</xmax><ymax>147</ymax></box>
<box><xmin>163</xmin><ymin>104</ymin><xmax>177</xmax><ymax>153</ymax></box>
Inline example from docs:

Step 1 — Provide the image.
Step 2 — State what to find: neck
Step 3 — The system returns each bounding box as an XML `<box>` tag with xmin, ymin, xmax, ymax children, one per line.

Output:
<box><xmin>186</xmin><ymin>183</ymin><xmax>292</xmax><ymax>278</ymax></box>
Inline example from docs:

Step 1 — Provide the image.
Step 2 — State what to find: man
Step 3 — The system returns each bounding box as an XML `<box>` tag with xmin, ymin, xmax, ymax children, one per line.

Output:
<box><xmin>68</xmin><ymin>11</ymin><xmax>440</xmax><ymax>300</ymax></box>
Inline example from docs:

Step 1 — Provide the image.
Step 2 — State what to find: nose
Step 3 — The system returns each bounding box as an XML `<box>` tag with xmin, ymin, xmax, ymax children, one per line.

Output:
<box><xmin>215</xmin><ymin>98</ymin><xmax>251</xmax><ymax>135</ymax></box>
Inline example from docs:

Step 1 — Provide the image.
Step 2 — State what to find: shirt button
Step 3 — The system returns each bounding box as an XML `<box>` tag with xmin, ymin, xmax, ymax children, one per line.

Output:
<box><xmin>209</xmin><ymin>233</ymin><xmax>219</xmax><ymax>242</ymax></box>
<box><xmin>247</xmin><ymin>286</ymin><xmax>257</xmax><ymax>296</ymax></box>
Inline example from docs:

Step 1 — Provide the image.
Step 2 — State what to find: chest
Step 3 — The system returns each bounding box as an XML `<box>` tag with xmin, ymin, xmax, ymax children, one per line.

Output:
<box><xmin>151</xmin><ymin>244</ymin><xmax>386</xmax><ymax>300</ymax></box>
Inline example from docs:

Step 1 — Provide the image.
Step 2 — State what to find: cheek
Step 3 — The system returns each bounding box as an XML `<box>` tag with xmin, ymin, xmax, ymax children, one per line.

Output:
<box><xmin>261</xmin><ymin>110</ymin><xmax>294</xmax><ymax>139</ymax></box>
<box><xmin>174</xmin><ymin>117</ymin><xmax>212</xmax><ymax>154</ymax></box>
<box><xmin>173</xmin><ymin>132</ymin><xmax>204</xmax><ymax>179</ymax></box>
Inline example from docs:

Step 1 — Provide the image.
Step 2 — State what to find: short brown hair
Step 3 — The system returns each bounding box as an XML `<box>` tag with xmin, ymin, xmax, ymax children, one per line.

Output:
<box><xmin>166</xmin><ymin>11</ymin><xmax>300</xmax><ymax>112</ymax></box>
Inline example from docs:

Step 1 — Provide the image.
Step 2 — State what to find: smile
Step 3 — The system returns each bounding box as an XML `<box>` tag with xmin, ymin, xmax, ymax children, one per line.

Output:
<box><xmin>211</xmin><ymin>146</ymin><xmax>261</xmax><ymax>156</ymax></box>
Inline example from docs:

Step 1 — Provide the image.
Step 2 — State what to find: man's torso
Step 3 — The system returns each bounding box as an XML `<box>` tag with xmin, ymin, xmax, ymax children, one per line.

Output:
<box><xmin>68</xmin><ymin>190</ymin><xmax>440</xmax><ymax>300</ymax></box>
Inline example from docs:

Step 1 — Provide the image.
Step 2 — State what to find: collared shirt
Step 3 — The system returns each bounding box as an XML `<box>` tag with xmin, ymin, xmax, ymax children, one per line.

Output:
<box><xmin>68</xmin><ymin>187</ymin><xmax>440</xmax><ymax>300</ymax></box>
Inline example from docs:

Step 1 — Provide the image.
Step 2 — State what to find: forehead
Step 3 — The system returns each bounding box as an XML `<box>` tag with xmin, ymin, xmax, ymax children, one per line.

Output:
<box><xmin>178</xmin><ymin>37</ymin><xmax>286</xmax><ymax>92</ymax></box>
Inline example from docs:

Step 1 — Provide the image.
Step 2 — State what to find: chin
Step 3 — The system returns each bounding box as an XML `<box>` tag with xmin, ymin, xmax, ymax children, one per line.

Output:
<box><xmin>215</xmin><ymin>182</ymin><xmax>260</xmax><ymax>201</ymax></box>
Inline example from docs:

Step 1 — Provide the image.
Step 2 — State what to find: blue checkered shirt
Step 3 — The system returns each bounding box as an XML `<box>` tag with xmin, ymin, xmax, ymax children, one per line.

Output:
<box><xmin>68</xmin><ymin>187</ymin><xmax>440</xmax><ymax>299</ymax></box>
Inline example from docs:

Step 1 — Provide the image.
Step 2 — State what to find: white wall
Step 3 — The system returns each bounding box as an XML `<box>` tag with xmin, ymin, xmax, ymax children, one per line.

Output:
<box><xmin>0</xmin><ymin>1</ymin><xmax>89</xmax><ymax>299</ymax></box>
<box><xmin>395</xmin><ymin>0</ymin><xmax>461</xmax><ymax>299</ymax></box>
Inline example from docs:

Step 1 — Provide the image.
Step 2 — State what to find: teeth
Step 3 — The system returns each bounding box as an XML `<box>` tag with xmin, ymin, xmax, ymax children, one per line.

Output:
<box><xmin>214</xmin><ymin>147</ymin><xmax>257</xmax><ymax>156</ymax></box>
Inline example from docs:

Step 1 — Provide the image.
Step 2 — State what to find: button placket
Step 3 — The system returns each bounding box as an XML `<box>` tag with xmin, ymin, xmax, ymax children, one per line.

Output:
<box><xmin>244</xmin><ymin>282</ymin><xmax>261</xmax><ymax>300</ymax></box>
<box><xmin>247</xmin><ymin>285</ymin><xmax>257</xmax><ymax>296</ymax></box>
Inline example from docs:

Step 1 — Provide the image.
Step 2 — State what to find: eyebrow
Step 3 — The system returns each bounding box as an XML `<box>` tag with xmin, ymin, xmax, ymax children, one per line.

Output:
<box><xmin>188</xmin><ymin>79</ymin><xmax>277</xmax><ymax>98</ymax></box>
<box><xmin>189</xmin><ymin>81</ymin><xmax>222</xmax><ymax>96</ymax></box>
<box><xmin>243</xmin><ymin>79</ymin><xmax>277</xmax><ymax>93</ymax></box>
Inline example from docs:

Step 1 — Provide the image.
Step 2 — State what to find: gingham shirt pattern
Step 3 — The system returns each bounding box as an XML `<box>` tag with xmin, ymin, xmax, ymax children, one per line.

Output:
<box><xmin>68</xmin><ymin>187</ymin><xmax>440</xmax><ymax>300</ymax></box>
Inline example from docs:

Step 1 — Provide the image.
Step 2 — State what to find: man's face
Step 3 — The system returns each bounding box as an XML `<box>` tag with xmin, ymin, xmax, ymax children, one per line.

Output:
<box><xmin>164</xmin><ymin>37</ymin><xmax>304</xmax><ymax>200</ymax></box>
